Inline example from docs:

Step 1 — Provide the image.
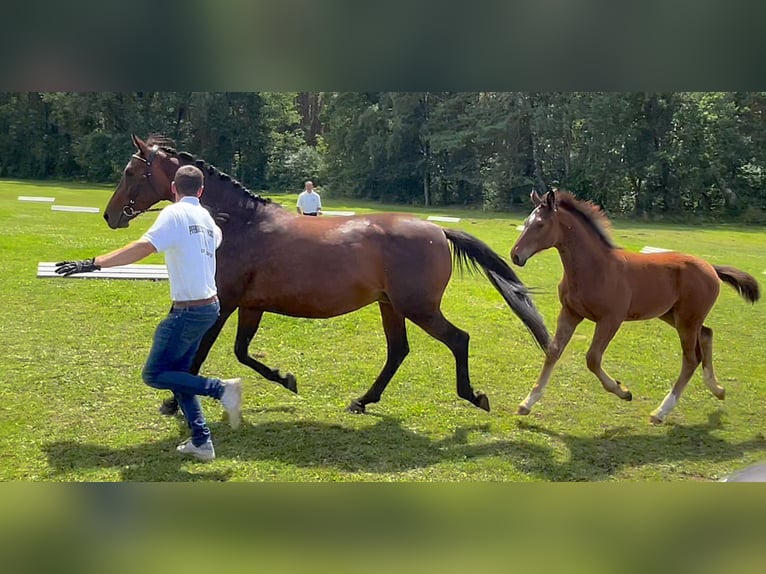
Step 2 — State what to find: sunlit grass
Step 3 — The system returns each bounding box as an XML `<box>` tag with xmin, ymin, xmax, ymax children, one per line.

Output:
<box><xmin>2</xmin><ymin>178</ymin><xmax>765</xmax><ymax>481</ymax></box>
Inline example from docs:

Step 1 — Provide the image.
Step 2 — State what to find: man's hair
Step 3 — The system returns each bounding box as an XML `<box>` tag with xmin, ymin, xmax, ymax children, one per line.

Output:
<box><xmin>174</xmin><ymin>165</ymin><xmax>204</xmax><ymax>196</ymax></box>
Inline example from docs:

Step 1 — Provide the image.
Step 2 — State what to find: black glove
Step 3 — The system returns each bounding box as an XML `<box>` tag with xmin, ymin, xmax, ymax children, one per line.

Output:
<box><xmin>55</xmin><ymin>258</ymin><xmax>101</xmax><ymax>276</ymax></box>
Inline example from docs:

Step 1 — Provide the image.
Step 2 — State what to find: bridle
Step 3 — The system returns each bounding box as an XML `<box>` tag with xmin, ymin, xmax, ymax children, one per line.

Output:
<box><xmin>122</xmin><ymin>145</ymin><xmax>166</xmax><ymax>218</ymax></box>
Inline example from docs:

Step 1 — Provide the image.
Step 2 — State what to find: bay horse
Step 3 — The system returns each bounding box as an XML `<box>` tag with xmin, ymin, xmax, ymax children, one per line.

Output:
<box><xmin>510</xmin><ymin>189</ymin><xmax>760</xmax><ymax>424</ymax></box>
<box><xmin>103</xmin><ymin>134</ymin><xmax>551</xmax><ymax>415</ymax></box>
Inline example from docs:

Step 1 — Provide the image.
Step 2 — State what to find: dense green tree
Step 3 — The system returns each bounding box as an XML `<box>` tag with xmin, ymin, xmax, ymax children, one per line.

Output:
<box><xmin>1</xmin><ymin>91</ymin><xmax>766</xmax><ymax>220</ymax></box>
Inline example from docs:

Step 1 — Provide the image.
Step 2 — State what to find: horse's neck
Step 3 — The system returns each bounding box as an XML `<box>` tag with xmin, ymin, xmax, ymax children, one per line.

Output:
<box><xmin>195</xmin><ymin>174</ymin><xmax>251</xmax><ymax>213</ymax></box>
<box><xmin>555</xmin><ymin>214</ymin><xmax>614</xmax><ymax>283</ymax></box>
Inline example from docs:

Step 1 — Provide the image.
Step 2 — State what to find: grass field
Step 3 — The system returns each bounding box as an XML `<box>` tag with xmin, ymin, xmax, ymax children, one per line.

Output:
<box><xmin>1</xmin><ymin>179</ymin><xmax>765</xmax><ymax>482</ymax></box>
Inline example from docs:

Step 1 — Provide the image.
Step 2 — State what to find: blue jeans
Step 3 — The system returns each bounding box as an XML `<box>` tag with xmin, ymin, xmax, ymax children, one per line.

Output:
<box><xmin>142</xmin><ymin>301</ymin><xmax>224</xmax><ymax>447</ymax></box>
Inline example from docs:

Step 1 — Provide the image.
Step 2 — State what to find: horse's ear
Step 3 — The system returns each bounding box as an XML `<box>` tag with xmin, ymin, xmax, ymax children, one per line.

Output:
<box><xmin>544</xmin><ymin>190</ymin><xmax>557</xmax><ymax>211</ymax></box>
<box><xmin>531</xmin><ymin>190</ymin><xmax>543</xmax><ymax>206</ymax></box>
<box><xmin>131</xmin><ymin>134</ymin><xmax>145</xmax><ymax>152</ymax></box>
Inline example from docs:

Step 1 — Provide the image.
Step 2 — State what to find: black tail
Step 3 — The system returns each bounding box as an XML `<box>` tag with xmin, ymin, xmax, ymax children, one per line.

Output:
<box><xmin>443</xmin><ymin>228</ymin><xmax>550</xmax><ymax>352</ymax></box>
<box><xmin>714</xmin><ymin>265</ymin><xmax>760</xmax><ymax>303</ymax></box>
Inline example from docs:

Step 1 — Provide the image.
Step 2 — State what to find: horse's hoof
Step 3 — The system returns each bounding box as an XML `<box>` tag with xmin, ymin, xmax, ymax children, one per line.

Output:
<box><xmin>649</xmin><ymin>412</ymin><xmax>664</xmax><ymax>425</ymax></box>
<box><xmin>284</xmin><ymin>373</ymin><xmax>298</xmax><ymax>394</ymax></box>
<box><xmin>346</xmin><ymin>400</ymin><xmax>366</xmax><ymax>414</ymax></box>
<box><xmin>159</xmin><ymin>399</ymin><xmax>179</xmax><ymax>416</ymax></box>
<box><xmin>716</xmin><ymin>388</ymin><xmax>726</xmax><ymax>401</ymax></box>
<box><xmin>616</xmin><ymin>381</ymin><xmax>632</xmax><ymax>401</ymax></box>
<box><xmin>516</xmin><ymin>405</ymin><xmax>531</xmax><ymax>416</ymax></box>
<box><xmin>475</xmin><ymin>393</ymin><xmax>490</xmax><ymax>412</ymax></box>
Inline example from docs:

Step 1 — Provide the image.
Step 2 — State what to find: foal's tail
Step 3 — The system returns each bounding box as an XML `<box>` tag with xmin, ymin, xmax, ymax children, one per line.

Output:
<box><xmin>714</xmin><ymin>265</ymin><xmax>761</xmax><ymax>303</ymax></box>
<box><xmin>443</xmin><ymin>228</ymin><xmax>550</xmax><ymax>352</ymax></box>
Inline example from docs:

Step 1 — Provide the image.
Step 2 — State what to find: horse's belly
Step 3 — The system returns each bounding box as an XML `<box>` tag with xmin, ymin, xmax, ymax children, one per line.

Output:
<box><xmin>626</xmin><ymin>294</ymin><xmax>675</xmax><ymax>320</ymax></box>
<box><xmin>257</xmin><ymin>288</ymin><xmax>380</xmax><ymax>319</ymax></box>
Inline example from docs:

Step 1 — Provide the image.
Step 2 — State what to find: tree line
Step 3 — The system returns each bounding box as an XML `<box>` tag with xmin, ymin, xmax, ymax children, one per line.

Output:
<box><xmin>1</xmin><ymin>92</ymin><xmax>765</xmax><ymax>220</ymax></box>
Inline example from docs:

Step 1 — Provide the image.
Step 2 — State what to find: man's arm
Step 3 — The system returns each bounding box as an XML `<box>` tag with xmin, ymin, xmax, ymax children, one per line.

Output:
<box><xmin>95</xmin><ymin>239</ymin><xmax>157</xmax><ymax>268</ymax></box>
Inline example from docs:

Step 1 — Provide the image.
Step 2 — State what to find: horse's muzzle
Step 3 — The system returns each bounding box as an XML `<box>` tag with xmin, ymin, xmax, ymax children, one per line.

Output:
<box><xmin>103</xmin><ymin>211</ymin><xmax>129</xmax><ymax>229</ymax></box>
<box><xmin>511</xmin><ymin>251</ymin><xmax>526</xmax><ymax>267</ymax></box>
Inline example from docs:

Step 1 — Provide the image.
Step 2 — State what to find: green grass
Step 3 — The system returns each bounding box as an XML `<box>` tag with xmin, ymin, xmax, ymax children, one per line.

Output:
<box><xmin>2</xmin><ymin>179</ymin><xmax>766</xmax><ymax>481</ymax></box>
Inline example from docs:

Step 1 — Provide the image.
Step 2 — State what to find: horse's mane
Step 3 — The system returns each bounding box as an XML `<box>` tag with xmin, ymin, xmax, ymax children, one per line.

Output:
<box><xmin>553</xmin><ymin>190</ymin><xmax>617</xmax><ymax>249</ymax></box>
<box><xmin>146</xmin><ymin>134</ymin><xmax>275</xmax><ymax>209</ymax></box>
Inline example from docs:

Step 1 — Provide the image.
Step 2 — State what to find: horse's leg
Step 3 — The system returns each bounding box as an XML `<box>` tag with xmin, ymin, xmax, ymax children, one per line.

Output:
<box><xmin>585</xmin><ymin>318</ymin><xmax>633</xmax><ymax>401</ymax></box>
<box><xmin>518</xmin><ymin>306</ymin><xmax>582</xmax><ymax>415</ymax></box>
<box><xmin>159</xmin><ymin>304</ymin><xmax>238</xmax><ymax>416</ymax></box>
<box><xmin>699</xmin><ymin>325</ymin><xmax>725</xmax><ymax>400</ymax></box>
<box><xmin>649</xmin><ymin>322</ymin><xmax>703</xmax><ymax>424</ymax></box>
<box><xmin>347</xmin><ymin>301</ymin><xmax>409</xmax><ymax>414</ymax></box>
<box><xmin>659</xmin><ymin>314</ymin><xmax>725</xmax><ymax>401</ymax></box>
<box><xmin>234</xmin><ymin>307</ymin><xmax>297</xmax><ymax>393</ymax></box>
<box><xmin>408</xmin><ymin>310</ymin><xmax>488</xmax><ymax>411</ymax></box>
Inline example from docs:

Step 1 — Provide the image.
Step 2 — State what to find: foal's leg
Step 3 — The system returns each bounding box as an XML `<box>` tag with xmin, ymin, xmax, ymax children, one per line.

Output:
<box><xmin>159</xmin><ymin>305</ymin><xmax>237</xmax><ymax>416</ymax></box>
<box><xmin>661</xmin><ymin>314</ymin><xmax>725</xmax><ymax>400</ymax></box>
<box><xmin>234</xmin><ymin>307</ymin><xmax>297</xmax><ymax>393</ymax></box>
<box><xmin>518</xmin><ymin>306</ymin><xmax>582</xmax><ymax>415</ymax></box>
<box><xmin>347</xmin><ymin>301</ymin><xmax>409</xmax><ymax>414</ymax></box>
<box><xmin>699</xmin><ymin>325</ymin><xmax>725</xmax><ymax>400</ymax></box>
<box><xmin>585</xmin><ymin>318</ymin><xmax>633</xmax><ymax>401</ymax></box>
<box><xmin>408</xmin><ymin>310</ymin><xmax>489</xmax><ymax>411</ymax></box>
<box><xmin>649</xmin><ymin>323</ymin><xmax>703</xmax><ymax>424</ymax></box>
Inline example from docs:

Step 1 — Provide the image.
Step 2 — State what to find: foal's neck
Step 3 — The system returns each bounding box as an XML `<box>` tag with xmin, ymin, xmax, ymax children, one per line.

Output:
<box><xmin>554</xmin><ymin>211</ymin><xmax>615</xmax><ymax>281</ymax></box>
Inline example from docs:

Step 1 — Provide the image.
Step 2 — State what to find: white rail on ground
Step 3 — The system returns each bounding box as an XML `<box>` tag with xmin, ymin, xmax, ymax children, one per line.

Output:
<box><xmin>427</xmin><ymin>215</ymin><xmax>461</xmax><ymax>223</ymax></box>
<box><xmin>37</xmin><ymin>262</ymin><xmax>168</xmax><ymax>280</ymax></box>
<box><xmin>640</xmin><ymin>246</ymin><xmax>673</xmax><ymax>254</ymax></box>
<box><xmin>51</xmin><ymin>205</ymin><xmax>100</xmax><ymax>213</ymax></box>
<box><xmin>18</xmin><ymin>196</ymin><xmax>56</xmax><ymax>202</ymax></box>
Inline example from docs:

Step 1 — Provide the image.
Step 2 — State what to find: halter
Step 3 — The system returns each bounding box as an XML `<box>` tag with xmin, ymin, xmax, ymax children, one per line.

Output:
<box><xmin>123</xmin><ymin>145</ymin><xmax>165</xmax><ymax>218</ymax></box>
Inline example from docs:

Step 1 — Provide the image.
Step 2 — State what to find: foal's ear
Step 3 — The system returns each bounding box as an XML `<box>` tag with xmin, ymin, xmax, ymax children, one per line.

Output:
<box><xmin>544</xmin><ymin>190</ymin><xmax>557</xmax><ymax>211</ymax></box>
<box><xmin>531</xmin><ymin>189</ymin><xmax>543</xmax><ymax>206</ymax></box>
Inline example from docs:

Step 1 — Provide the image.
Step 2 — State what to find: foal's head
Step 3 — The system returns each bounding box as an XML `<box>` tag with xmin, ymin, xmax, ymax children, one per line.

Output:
<box><xmin>511</xmin><ymin>190</ymin><xmax>561</xmax><ymax>266</ymax></box>
<box><xmin>511</xmin><ymin>189</ymin><xmax>615</xmax><ymax>266</ymax></box>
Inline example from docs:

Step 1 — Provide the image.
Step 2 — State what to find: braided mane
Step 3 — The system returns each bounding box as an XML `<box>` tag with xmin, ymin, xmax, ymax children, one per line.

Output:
<box><xmin>146</xmin><ymin>134</ymin><xmax>274</xmax><ymax>208</ymax></box>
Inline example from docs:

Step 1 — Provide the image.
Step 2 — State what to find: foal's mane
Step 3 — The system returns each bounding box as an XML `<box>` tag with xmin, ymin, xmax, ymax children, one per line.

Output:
<box><xmin>145</xmin><ymin>134</ymin><xmax>275</xmax><ymax>210</ymax></box>
<box><xmin>554</xmin><ymin>190</ymin><xmax>617</xmax><ymax>249</ymax></box>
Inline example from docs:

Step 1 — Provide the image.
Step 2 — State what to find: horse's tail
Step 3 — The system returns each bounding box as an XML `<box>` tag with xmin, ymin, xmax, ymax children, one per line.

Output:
<box><xmin>443</xmin><ymin>228</ymin><xmax>550</xmax><ymax>352</ymax></box>
<box><xmin>714</xmin><ymin>265</ymin><xmax>761</xmax><ymax>304</ymax></box>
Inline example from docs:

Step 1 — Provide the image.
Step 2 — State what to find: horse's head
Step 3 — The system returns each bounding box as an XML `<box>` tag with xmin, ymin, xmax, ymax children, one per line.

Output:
<box><xmin>103</xmin><ymin>134</ymin><xmax>178</xmax><ymax>229</ymax></box>
<box><xmin>511</xmin><ymin>189</ymin><xmax>560</xmax><ymax>266</ymax></box>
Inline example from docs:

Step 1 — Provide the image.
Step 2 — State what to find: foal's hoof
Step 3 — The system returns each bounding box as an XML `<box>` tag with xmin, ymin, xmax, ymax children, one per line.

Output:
<box><xmin>623</xmin><ymin>391</ymin><xmax>633</xmax><ymax>402</ymax></box>
<box><xmin>283</xmin><ymin>373</ymin><xmax>298</xmax><ymax>394</ymax></box>
<box><xmin>516</xmin><ymin>405</ymin><xmax>531</xmax><ymax>416</ymax></box>
<box><xmin>159</xmin><ymin>399</ymin><xmax>179</xmax><ymax>416</ymax></box>
<box><xmin>474</xmin><ymin>392</ymin><xmax>491</xmax><ymax>412</ymax></box>
<box><xmin>649</xmin><ymin>412</ymin><xmax>664</xmax><ymax>425</ymax></box>
<box><xmin>715</xmin><ymin>388</ymin><xmax>726</xmax><ymax>401</ymax></box>
<box><xmin>346</xmin><ymin>399</ymin><xmax>366</xmax><ymax>414</ymax></box>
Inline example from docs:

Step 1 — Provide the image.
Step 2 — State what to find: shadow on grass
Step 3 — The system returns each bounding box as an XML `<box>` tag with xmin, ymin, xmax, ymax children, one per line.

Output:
<box><xmin>42</xmin><ymin>411</ymin><xmax>766</xmax><ymax>481</ymax></box>
<box><xmin>510</xmin><ymin>411</ymin><xmax>766</xmax><ymax>480</ymax></box>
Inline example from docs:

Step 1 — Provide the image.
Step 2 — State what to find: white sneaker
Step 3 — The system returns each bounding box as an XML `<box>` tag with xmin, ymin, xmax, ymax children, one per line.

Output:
<box><xmin>221</xmin><ymin>378</ymin><xmax>242</xmax><ymax>429</ymax></box>
<box><xmin>176</xmin><ymin>438</ymin><xmax>215</xmax><ymax>461</ymax></box>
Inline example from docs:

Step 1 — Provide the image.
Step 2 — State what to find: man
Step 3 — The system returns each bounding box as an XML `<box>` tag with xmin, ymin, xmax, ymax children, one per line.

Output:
<box><xmin>55</xmin><ymin>164</ymin><xmax>241</xmax><ymax>462</ymax></box>
<box><xmin>296</xmin><ymin>180</ymin><xmax>322</xmax><ymax>216</ymax></box>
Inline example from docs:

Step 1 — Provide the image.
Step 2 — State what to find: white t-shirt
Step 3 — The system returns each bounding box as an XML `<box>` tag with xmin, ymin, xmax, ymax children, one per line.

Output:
<box><xmin>297</xmin><ymin>190</ymin><xmax>322</xmax><ymax>214</ymax></box>
<box><xmin>142</xmin><ymin>196</ymin><xmax>223</xmax><ymax>301</ymax></box>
